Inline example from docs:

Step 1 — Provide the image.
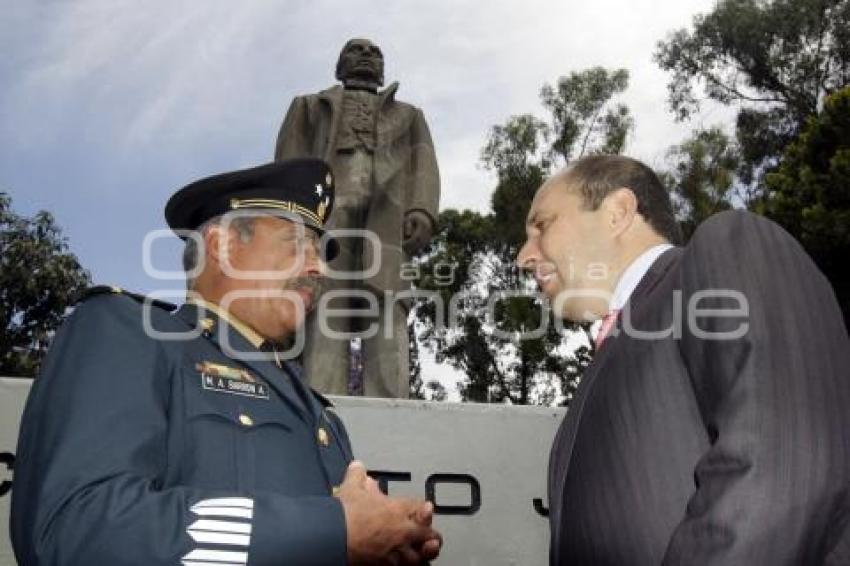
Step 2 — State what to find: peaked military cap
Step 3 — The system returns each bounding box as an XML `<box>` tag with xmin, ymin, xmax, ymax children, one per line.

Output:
<box><xmin>165</xmin><ymin>158</ymin><xmax>338</xmax><ymax>259</ymax></box>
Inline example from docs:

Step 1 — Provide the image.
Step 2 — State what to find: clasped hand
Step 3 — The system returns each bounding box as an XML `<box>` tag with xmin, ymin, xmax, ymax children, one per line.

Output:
<box><xmin>336</xmin><ymin>461</ymin><xmax>442</xmax><ymax>565</ymax></box>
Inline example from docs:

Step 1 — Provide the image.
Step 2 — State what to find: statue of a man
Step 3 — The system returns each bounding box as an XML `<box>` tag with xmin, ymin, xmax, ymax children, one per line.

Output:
<box><xmin>274</xmin><ymin>38</ymin><xmax>440</xmax><ymax>398</ymax></box>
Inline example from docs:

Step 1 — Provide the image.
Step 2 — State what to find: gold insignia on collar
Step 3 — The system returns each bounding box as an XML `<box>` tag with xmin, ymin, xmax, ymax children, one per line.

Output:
<box><xmin>199</xmin><ymin>318</ymin><xmax>215</xmax><ymax>333</ymax></box>
<box><xmin>317</xmin><ymin>200</ymin><xmax>327</xmax><ymax>222</ymax></box>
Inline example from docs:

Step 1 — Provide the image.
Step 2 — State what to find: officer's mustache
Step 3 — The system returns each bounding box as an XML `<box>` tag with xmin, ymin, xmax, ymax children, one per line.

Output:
<box><xmin>281</xmin><ymin>276</ymin><xmax>324</xmax><ymax>301</ymax></box>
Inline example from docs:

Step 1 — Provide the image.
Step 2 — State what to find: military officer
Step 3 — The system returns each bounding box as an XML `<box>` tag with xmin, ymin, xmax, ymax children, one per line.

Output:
<box><xmin>11</xmin><ymin>158</ymin><xmax>441</xmax><ymax>565</ymax></box>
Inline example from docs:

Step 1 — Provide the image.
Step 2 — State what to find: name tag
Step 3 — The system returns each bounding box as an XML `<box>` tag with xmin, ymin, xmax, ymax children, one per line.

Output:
<box><xmin>197</xmin><ymin>362</ymin><xmax>270</xmax><ymax>400</ymax></box>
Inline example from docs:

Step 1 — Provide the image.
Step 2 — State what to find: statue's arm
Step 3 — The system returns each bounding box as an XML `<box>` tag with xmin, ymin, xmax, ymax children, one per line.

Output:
<box><xmin>406</xmin><ymin>108</ymin><xmax>440</xmax><ymax>224</ymax></box>
<box><xmin>274</xmin><ymin>96</ymin><xmax>311</xmax><ymax>161</ymax></box>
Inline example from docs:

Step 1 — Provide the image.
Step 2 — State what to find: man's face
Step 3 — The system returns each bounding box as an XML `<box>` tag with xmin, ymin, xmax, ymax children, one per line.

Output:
<box><xmin>517</xmin><ymin>181</ymin><xmax>615</xmax><ymax>322</ymax></box>
<box><xmin>219</xmin><ymin>215</ymin><xmax>324</xmax><ymax>340</ymax></box>
<box><xmin>337</xmin><ymin>38</ymin><xmax>384</xmax><ymax>86</ymax></box>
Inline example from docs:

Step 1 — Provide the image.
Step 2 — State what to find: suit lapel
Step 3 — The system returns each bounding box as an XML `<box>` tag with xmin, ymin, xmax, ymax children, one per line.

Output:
<box><xmin>174</xmin><ymin>303</ymin><xmax>311</xmax><ymax>424</ymax></box>
<box><xmin>549</xmin><ymin>248</ymin><xmax>682</xmax><ymax>562</ymax></box>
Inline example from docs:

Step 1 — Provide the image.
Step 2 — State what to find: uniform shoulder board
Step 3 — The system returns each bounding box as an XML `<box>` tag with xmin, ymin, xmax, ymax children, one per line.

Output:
<box><xmin>76</xmin><ymin>285</ymin><xmax>178</xmax><ymax>312</ymax></box>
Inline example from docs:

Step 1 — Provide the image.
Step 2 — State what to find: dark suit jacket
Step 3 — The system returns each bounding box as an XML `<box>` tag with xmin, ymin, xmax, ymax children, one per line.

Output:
<box><xmin>11</xmin><ymin>293</ymin><xmax>354</xmax><ymax>565</ymax></box>
<box><xmin>549</xmin><ymin>211</ymin><xmax>850</xmax><ymax>565</ymax></box>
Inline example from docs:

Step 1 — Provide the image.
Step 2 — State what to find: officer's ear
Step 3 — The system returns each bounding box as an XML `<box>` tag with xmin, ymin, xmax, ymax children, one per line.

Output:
<box><xmin>204</xmin><ymin>223</ymin><xmax>235</xmax><ymax>272</ymax></box>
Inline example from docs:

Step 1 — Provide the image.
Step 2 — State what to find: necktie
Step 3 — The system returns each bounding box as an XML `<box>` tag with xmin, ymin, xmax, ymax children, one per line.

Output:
<box><xmin>594</xmin><ymin>309</ymin><xmax>621</xmax><ymax>350</ymax></box>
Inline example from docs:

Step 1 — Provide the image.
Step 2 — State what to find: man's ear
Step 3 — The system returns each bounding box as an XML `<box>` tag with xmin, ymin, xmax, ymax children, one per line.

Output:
<box><xmin>604</xmin><ymin>187</ymin><xmax>639</xmax><ymax>237</ymax></box>
<box><xmin>204</xmin><ymin>224</ymin><xmax>232</xmax><ymax>271</ymax></box>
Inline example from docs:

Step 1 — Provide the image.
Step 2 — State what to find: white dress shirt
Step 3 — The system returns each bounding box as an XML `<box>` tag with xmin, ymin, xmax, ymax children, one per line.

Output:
<box><xmin>610</xmin><ymin>243</ymin><xmax>674</xmax><ymax>310</ymax></box>
<box><xmin>590</xmin><ymin>243</ymin><xmax>674</xmax><ymax>341</ymax></box>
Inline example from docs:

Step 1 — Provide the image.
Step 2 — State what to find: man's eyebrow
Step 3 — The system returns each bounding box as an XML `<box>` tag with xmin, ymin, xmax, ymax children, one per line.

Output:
<box><xmin>527</xmin><ymin>211</ymin><xmax>553</xmax><ymax>227</ymax></box>
<box><xmin>281</xmin><ymin>229</ymin><xmax>317</xmax><ymax>238</ymax></box>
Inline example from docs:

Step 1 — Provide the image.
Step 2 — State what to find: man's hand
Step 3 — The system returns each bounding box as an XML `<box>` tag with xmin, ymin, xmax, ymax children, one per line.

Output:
<box><xmin>402</xmin><ymin>210</ymin><xmax>434</xmax><ymax>255</ymax></box>
<box><xmin>336</xmin><ymin>461</ymin><xmax>443</xmax><ymax>565</ymax></box>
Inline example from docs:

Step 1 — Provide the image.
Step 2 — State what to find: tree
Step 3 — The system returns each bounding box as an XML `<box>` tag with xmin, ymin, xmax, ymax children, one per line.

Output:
<box><xmin>0</xmin><ymin>193</ymin><xmax>91</xmax><ymax>376</ymax></box>
<box><xmin>409</xmin><ymin>320</ymin><xmax>424</xmax><ymax>397</ymax></box>
<box><xmin>409</xmin><ymin>310</ymin><xmax>450</xmax><ymax>402</ymax></box>
<box><xmin>413</xmin><ymin>68</ymin><xmax>631</xmax><ymax>405</ymax></box>
<box><xmin>759</xmin><ymin>86</ymin><xmax>850</xmax><ymax>322</ymax></box>
<box><xmin>421</xmin><ymin>380</ymin><xmax>448</xmax><ymax>402</ymax></box>
<box><xmin>540</xmin><ymin>67</ymin><xmax>633</xmax><ymax>164</ymax></box>
<box><xmin>655</xmin><ymin>0</ymin><xmax>850</xmax><ymax>194</ymax></box>
<box><xmin>661</xmin><ymin>127</ymin><xmax>739</xmax><ymax>240</ymax></box>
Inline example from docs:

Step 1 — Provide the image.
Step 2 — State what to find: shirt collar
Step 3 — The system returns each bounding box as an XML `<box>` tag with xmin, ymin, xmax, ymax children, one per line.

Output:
<box><xmin>610</xmin><ymin>243</ymin><xmax>675</xmax><ymax>310</ymax></box>
<box><xmin>187</xmin><ymin>297</ymin><xmax>266</xmax><ymax>349</ymax></box>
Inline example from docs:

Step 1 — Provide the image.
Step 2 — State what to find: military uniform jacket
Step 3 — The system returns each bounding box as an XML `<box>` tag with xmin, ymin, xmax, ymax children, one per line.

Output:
<box><xmin>11</xmin><ymin>293</ymin><xmax>354</xmax><ymax>566</ymax></box>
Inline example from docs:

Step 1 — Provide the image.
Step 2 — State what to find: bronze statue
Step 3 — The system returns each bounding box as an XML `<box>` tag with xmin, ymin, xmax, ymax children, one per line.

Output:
<box><xmin>275</xmin><ymin>38</ymin><xmax>440</xmax><ymax>398</ymax></box>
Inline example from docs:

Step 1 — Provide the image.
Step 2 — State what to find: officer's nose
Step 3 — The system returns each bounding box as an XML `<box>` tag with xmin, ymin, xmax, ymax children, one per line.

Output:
<box><xmin>302</xmin><ymin>242</ymin><xmax>325</xmax><ymax>278</ymax></box>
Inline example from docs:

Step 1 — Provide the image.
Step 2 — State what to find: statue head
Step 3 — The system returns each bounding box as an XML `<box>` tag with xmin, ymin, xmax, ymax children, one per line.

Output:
<box><xmin>335</xmin><ymin>38</ymin><xmax>384</xmax><ymax>91</ymax></box>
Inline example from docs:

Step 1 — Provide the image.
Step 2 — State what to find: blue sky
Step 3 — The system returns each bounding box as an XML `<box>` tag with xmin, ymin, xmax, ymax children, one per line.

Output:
<box><xmin>1</xmin><ymin>0</ymin><xmax>727</xmax><ymax>297</ymax></box>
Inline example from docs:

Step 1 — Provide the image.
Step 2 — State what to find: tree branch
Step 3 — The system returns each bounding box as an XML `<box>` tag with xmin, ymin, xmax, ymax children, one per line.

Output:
<box><xmin>578</xmin><ymin>106</ymin><xmax>604</xmax><ymax>159</ymax></box>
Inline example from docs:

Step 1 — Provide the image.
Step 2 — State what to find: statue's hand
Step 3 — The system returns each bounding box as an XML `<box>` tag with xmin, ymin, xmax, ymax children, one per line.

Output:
<box><xmin>402</xmin><ymin>210</ymin><xmax>434</xmax><ymax>255</ymax></box>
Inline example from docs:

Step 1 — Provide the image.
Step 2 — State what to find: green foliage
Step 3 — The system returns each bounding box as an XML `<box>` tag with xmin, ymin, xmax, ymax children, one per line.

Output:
<box><xmin>421</xmin><ymin>380</ymin><xmax>448</xmax><ymax>402</ymax></box>
<box><xmin>414</xmin><ymin>68</ymin><xmax>631</xmax><ymax>405</ymax></box>
<box><xmin>0</xmin><ymin>193</ymin><xmax>91</xmax><ymax>376</ymax></box>
<box><xmin>655</xmin><ymin>0</ymin><xmax>850</xmax><ymax>191</ymax></box>
<box><xmin>481</xmin><ymin>114</ymin><xmax>551</xmax><ymax>179</ymax></box>
<box><xmin>760</xmin><ymin>86</ymin><xmax>850</xmax><ymax>322</ymax></box>
<box><xmin>540</xmin><ymin>67</ymin><xmax>633</xmax><ymax>163</ymax></box>
<box><xmin>661</xmin><ymin>127</ymin><xmax>739</xmax><ymax>239</ymax></box>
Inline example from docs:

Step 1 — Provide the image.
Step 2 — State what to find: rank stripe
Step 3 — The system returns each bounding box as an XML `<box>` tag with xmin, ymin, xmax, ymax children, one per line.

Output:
<box><xmin>183</xmin><ymin>499</ymin><xmax>254</xmax><ymax>565</ymax></box>
<box><xmin>189</xmin><ymin>519</ymin><xmax>252</xmax><ymax>534</ymax></box>
<box><xmin>191</xmin><ymin>507</ymin><xmax>253</xmax><ymax>519</ymax></box>
<box><xmin>188</xmin><ymin>531</ymin><xmax>251</xmax><ymax>547</ymax></box>
<box><xmin>181</xmin><ymin>549</ymin><xmax>248</xmax><ymax>563</ymax></box>
<box><xmin>192</xmin><ymin>497</ymin><xmax>254</xmax><ymax>510</ymax></box>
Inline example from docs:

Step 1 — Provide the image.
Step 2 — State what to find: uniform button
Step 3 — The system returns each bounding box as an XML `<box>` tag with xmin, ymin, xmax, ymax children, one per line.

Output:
<box><xmin>238</xmin><ymin>414</ymin><xmax>254</xmax><ymax>427</ymax></box>
<box><xmin>317</xmin><ymin>427</ymin><xmax>330</xmax><ymax>446</ymax></box>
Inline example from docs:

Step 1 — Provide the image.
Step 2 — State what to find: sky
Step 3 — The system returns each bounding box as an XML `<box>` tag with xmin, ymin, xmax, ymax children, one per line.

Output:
<box><xmin>1</xmin><ymin>0</ymin><xmax>730</xmax><ymax>395</ymax></box>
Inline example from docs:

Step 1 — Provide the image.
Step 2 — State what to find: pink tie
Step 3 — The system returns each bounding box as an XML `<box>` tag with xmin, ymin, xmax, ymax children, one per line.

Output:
<box><xmin>595</xmin><ymin>309</ymin><xmax>621</xmax><ymax>349</ymax></box>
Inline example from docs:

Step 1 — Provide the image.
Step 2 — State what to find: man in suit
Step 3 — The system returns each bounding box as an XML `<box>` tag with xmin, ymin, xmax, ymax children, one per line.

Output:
<box><xmin>516</xmin><ymin>155</ymin><xmax>850</xmax><ymax>565</ymax></box>
<box><xmin>275</xmin><ymin>38</ymin><xmax>440</xmax><ymax>398</ymax></box>
<box><xmin>11</xmin><ymin>158</ymin><xmax>441</xmax><ymax>565</ymax></box>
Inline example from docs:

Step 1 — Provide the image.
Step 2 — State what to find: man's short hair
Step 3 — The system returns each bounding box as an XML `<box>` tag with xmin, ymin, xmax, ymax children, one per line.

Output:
<box><xmin>564</xmin><ymin>155</ymin><xmax>683</xmax><ymax>245</ymax></box>
<box><xmin>182</xmin><ymin>215</ymin><xmax>255</xmax><ymax>290</ymax></box>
